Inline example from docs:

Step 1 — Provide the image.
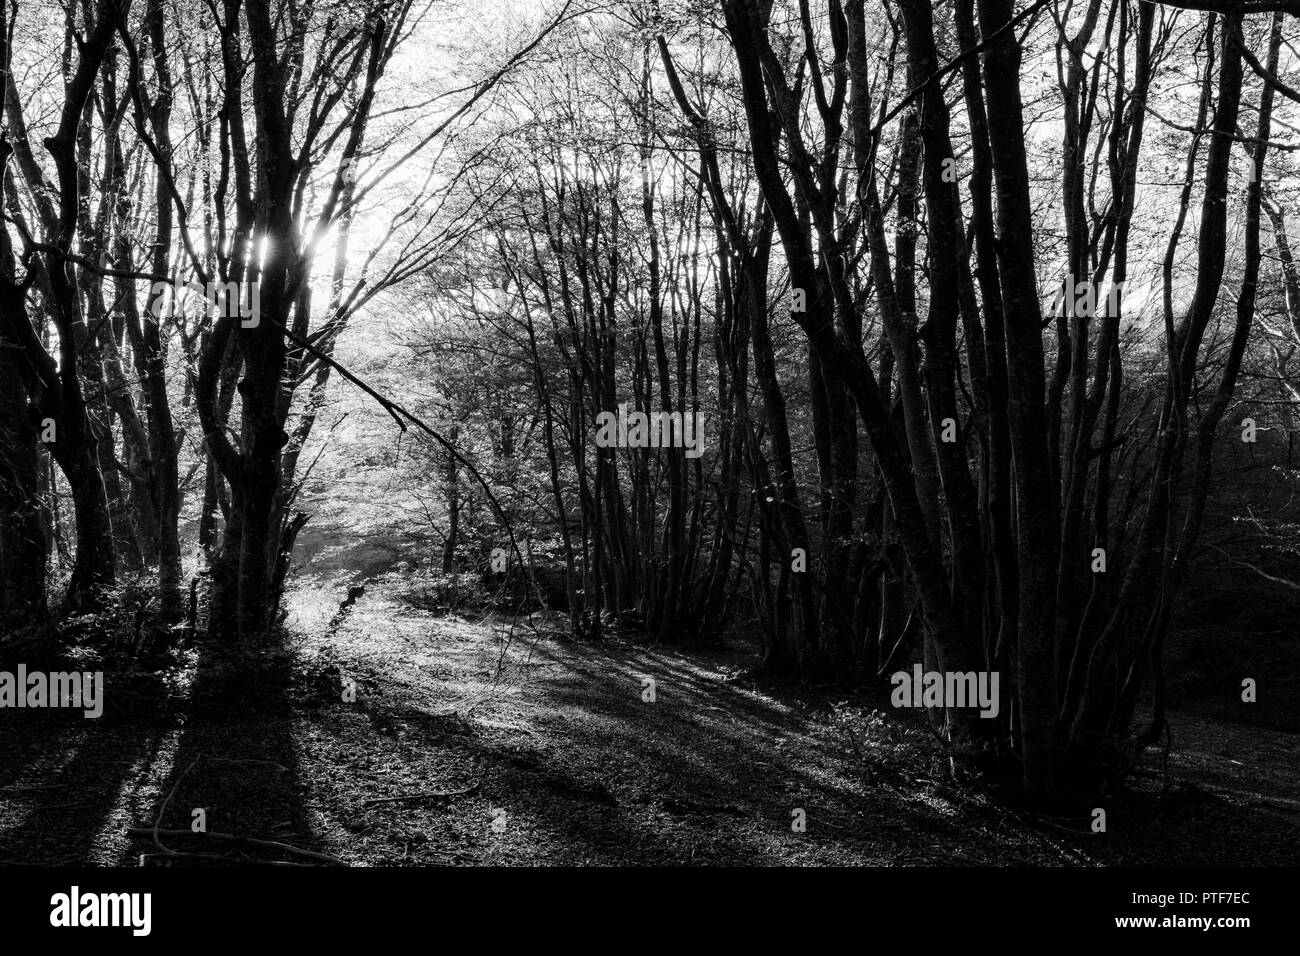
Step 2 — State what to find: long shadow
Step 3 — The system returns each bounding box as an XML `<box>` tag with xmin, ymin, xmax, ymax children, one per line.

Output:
<box><xmin>123</xmin><ymin>638</ymin><xmax>319</xmax><ymax>866</ymax></box>
<box><xmin>518</xmin><ymin>641</ymin><xmax>1300</xmax><ymax>866</ymax></box>
<box><xmin>343</xmin><ymin>631</ymin><xmax>1014</xmax><ymax>865</ymax></box>
<box><xmin>0</xmin><ymin>637</ymin><xmax>172</xmax><ymax>865</ymax></box>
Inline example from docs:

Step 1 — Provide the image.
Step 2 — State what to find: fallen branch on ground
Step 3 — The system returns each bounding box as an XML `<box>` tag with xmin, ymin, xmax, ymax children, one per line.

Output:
<box><xmin>138</xmin><ymin>850</ymin><xmax>312</xmax><ymax>867</ymax></box>
<box><xmin>128</xmin><ymin>827</ymin><xmax>347</xmax><ymax>866</ymax></box>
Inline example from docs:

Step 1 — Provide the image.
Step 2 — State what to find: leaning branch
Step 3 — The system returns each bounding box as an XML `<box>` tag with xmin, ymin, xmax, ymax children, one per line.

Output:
<box><xmin>127</xmin><ymin>828</ymin><xmax>347</xmax><ymax>866</ymax></box>
<box><xmin>265</xmin><ymin>316</ymin><xmax>537</xmax><ymax>599</ymax></box>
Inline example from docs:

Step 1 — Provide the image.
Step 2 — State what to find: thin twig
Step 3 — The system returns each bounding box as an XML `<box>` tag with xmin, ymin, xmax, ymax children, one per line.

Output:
<box><xmin>139</xmin><ymin>850</ymin><xmax>312</xmax><ymax>867</ymax></box>
<box><xmin>152</xmin><ymin>756</ymin><xmax>202</xmax><ymax>855</ymax></box>
<box><xmin>128</xmin><ymin>828</ymin><xmax>347</xmax><ymax>866</ymax></box>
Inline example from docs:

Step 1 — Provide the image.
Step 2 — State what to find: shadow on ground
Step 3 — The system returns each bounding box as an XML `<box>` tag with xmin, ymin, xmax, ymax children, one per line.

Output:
<box><xmin>1</xmin><ymin>577</ymin><xmax>1296</xmax><ymax>866</ymax></box>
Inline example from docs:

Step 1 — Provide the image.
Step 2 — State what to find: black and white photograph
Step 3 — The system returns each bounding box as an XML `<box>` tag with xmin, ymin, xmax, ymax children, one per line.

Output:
<box><xmin>0</xmin><ymin>0</ymin><xmax>1292</xmax><ymax>938</ymax></box>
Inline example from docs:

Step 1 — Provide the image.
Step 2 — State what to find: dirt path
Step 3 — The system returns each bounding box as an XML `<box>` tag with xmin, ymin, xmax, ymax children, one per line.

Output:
<box><xmin>280</xmin><ymin>582</ymin><xmax>1298</xmax><ymax>865</ymax></box>
<box><xmin>281</xmin><ymin>584</ymin><xmax>1061</xmax><ymax>865</ymax></box>
<box><xmin>0</xmin><ymin>577</ymin><xmax>1294</xmax><ymax>865</ymax></box>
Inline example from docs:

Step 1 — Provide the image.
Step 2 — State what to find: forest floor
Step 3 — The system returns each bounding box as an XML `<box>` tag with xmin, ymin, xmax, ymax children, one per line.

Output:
<box><xmin>0</xmin><ymin>573</ymin><xmax>1296</xmax><ymax>866</ymax></box>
